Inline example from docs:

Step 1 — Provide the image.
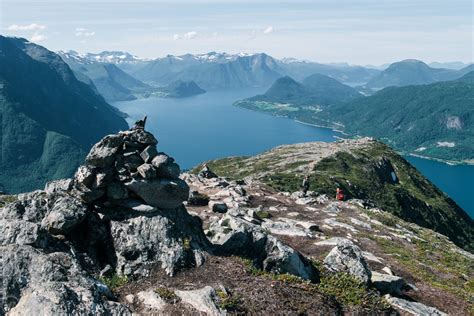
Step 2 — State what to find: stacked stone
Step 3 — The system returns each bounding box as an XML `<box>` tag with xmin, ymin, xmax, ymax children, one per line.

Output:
<box><xmin>73</xmin><ymin>128</ymin><xmax>189</xmax><ymax>209</ymax></box>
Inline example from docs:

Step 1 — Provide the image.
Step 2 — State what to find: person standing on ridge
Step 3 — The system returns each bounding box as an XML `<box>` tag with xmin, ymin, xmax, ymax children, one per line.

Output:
<box><xmin>336</xmin><ymin>187</ymin><xmax>345</xmax><ymax>201</ymax></box>
<box><xmin>302</xmin><ymin>175</ymin><xmax>310</xmax><ymax>196</ymax></box>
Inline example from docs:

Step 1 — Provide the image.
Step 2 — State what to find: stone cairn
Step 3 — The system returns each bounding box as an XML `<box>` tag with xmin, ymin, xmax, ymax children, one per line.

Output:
<box><xmin>72</xmin><ymin>119</ymin><xmax>189</xmax><ymax>209</ymax></box>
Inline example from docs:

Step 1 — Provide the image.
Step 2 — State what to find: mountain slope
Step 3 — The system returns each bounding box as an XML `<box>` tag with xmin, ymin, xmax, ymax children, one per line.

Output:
<box><xmin>131</xmin><ymin>52</ymin><xmax>284</xmax><ymax>90</ymax></box>
<box><xmin>158</xmin><ymin>80</ymin><xmax>206</xmax><ymax>98</ymax></box>
<box><xmin>322</xmin><ymin>79</ymin><xmax>474</xmax><ymax>162</ymax></box>
<box><xmin>59</xmin><ymin>51</ymin><xmax>151</xmax><ymax>101</ymax></box>
<box><xmin>365</xmin><ymin>59</ymin><xmax>465</xmax><ymax>90</ymax></box>
<box><xmin>198</xmin><ymin>138</ymin><xmax>474</xmax><ymax>252</ymax></box>
<box><xmin>0</xmin><ymin>36</ymin><xmax>128</xmax><ymax>193</ymax></box>
<box><xmin>234</xmin><ymin>74</ymin><xmax>362</xmax><ymax>117</ymax></box>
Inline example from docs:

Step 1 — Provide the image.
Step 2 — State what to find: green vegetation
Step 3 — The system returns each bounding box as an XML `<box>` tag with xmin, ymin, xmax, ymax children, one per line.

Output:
<box><xmin>0</xmin><ymin>195</ymin><xmax>18</xmax><ymax>207</ymax></box>
<box><xmin>238</xmin><ymin>257</ymin><xmax>387</xmax><ymax>310</ymax></box>
<box><xmin>99</xmin><ymin>274</ymin><xmax>129</xmax><ymax>292</ymax></box>
<box><xmin>0</xmin><ymin>36</ymin><xmax>128</xmax><ymax>193</ymax></box>
<box><xmin>324</xmin><ymin>79</ymin><xmax>474</xmax><ymax>162</ymax></box>
<box><xmin>204</xmin><ymin>141</ymin><xmax>473</xmax><ymax>252</ymax></box>
<box><xmin>215</xmin><ymin>289</ymin><xmax>241</xmax><ymax>311</ymax></box>
<box><xmin>366</xmin><ymin>231</ymin><xmax>473</xmax><ymax>306</ymax></box>
<box><xmin>155</xmin><ymin>287</ymin><xmax>178</xmax><ymax>302</ymax></box>
<box><xmin>255</xmin><ymin>210</ymin><xmax>272</xmax><ymax>219</ymax></box>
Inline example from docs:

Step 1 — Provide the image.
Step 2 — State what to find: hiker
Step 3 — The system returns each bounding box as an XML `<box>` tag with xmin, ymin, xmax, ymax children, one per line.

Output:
<box><xmin>302</xmin><ymin>175</ymin><xmax>310</xmax><ymax>196</ymax></box>
<box><xmin>198</xmin><ymin>163</ymin><xmax>218</xmax><ymax>179</ymax></box>
<box><xmin>336</xmin><ymin>188</ymin><xmax>345</xmax><ymax>201</ymax></box>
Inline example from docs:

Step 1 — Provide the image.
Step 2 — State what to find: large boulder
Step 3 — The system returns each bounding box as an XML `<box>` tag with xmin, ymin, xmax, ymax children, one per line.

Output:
<box><xmin>85</xmin><ymin>134</ymin><xmax>123</xmax><ymax>168</ymax></box>
<box><xmin>208</xmin><ymin>211</ymin><xmax>318</xmax><ymax>281</ymax></box>
<box><xmin>41</xmin><ymin>195</ymin><xmax>88</xmax><ymax>235</ymax></box>
<box><xmin>125</xmin><ymin>178</ymin><xmax>189</xmax><ymax>209</ymax></box>
<box><xmin>370</xmin><ymin>271</ymin><xmax>407</xmax><ymax>295</ymax></box>
<box><xmin>323</xmin><ymin>241</ymin><xmax>371</xmax><ymax>284</ymax></box>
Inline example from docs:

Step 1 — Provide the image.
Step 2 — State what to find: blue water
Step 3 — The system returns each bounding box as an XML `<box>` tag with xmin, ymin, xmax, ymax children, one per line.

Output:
<box><xmin>114</xmin><ymin>89</ymin><xmax>474</xmax><ymax>218</ymax></box>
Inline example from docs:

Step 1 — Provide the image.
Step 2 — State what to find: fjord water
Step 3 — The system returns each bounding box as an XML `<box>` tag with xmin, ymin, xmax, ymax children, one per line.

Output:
<box><xmin>114</xmin><ymin>89</ymin><xmax>474</xmax><ymax>218</ymax></box>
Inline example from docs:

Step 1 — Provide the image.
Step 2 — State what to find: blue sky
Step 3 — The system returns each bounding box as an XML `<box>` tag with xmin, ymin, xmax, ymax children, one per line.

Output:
<box><xmin>1</xmin><ymin>0</ymin><xmax>472</xmax><ymax>64</ymax></box>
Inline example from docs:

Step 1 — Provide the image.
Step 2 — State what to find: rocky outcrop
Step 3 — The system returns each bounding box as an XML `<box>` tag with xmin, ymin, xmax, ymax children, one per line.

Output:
<box><xmin>0</xmin><ymin>126</ymin><xmax>208</xmax><ymax>314</ymax></box>
<box><xmin>208</xmin><ymin>210</ymin><xmax>319</xmax><ymax>281</ymax></box>
<box><xmin>323</xmin><ymin>240</ymin><xmax>371</xmax><ymax>284</ymax></box>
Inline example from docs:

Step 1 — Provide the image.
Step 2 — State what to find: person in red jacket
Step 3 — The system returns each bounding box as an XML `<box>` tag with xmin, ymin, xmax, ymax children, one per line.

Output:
<box><xmin>336</xmin><ymin>188</ymin><xmax>345</xmax><ymax>201</ymax></box>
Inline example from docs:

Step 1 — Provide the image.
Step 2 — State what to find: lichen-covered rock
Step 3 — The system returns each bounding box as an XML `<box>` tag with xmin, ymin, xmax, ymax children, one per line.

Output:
<box><xmin>41</xmin><ymin>195</ymin><xmax>88</xmax><ymax>235</ymax></box>
<box><xmin>151</xmin><ymin>154</ymin><xmax>180</xmax><ymax>179</ymax></box>
<box><xmin>323</xmin><ymin>241</ymin><xmax>371</xmax><ymax>284</ymax></box>
<box><xmin>385</xmin><ymin>295</ymin><xmax>447</xmax><ymax>316</ymax></box>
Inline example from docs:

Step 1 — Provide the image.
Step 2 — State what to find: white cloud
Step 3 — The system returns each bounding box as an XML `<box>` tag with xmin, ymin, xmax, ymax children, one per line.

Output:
<box><xmin>263</xmin><ymin>26</ymin><xmax>274</xmax><ymax>34</ymax></box>
<box><xmin>173</xmin><ymin>31</ymin><xmax>198</xmax><ymax>40</ymax></box>
<box><xmin>75</xmin><ymin>28</ymin><xmax>95</xmax><ymax>37</ymax></box>
<box><xmin>183</xmin><ymin>31</ymin><xmax>198</xmax><ymax>40</ymax></box>
<box><xmin>30</xmin><ymin>32</ymin><xmax>47</xmax><ymax>42</ymax></box>
<box><xmin>8</xmin><ymin>23</ymin><xmax>46</xmax><ymax>31</ymax></box>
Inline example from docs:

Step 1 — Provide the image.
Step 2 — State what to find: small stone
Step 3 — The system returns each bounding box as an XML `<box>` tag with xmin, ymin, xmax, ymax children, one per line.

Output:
<box><xmin>100</xmin><ymin>265</ymin><xmax>114</xmax><ymax>278</ymax></box>
<box><xmin>209</xmin><ymin>201</ymin><xmax>228</xmax><ymax>213</ymax></box>
<box><xmin>151</xmin><ymin>154</ymin><xmax>180</xmax><ymax>179</ymax></box>
<box><xmin>371</xmin><ymin>271</ymin><xmax>406</xmax><ymax>295</ymax></box>
<box><xmin>86</xmin><ymin>134</ymin><xmax>122</xmax><ymax>167</ymax></box>
<box><xmin>75</xmin><ymin>165</ymin><xmax>96</xmax><ymax>188</ymax></box>
<box><xmin>137</xmin><ymin>164</ymin><xmax>157</xmax><ymax>179</ymax></box>
<box><xmin>140</xmin><ymin>145</ymin><xmax>158</xmax><ymax>163</ymax></box>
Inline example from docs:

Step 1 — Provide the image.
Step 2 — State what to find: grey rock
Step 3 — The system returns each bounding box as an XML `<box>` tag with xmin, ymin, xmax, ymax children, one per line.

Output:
<box><xmin>110</xmin><ymin>206</ymin><xmax>208</xmax><ymax>276</ymax></box>
<box><xmin>209</xmin><ymin>213</ymin><xmax>318</xmax><ymax>281</ymax></box>
<box><xmin>44</xmin><ymin>179</ymin><xmax>73</xmax><ymax>195</ymax></box>
<box><xmin>121</xmin><ymin>129</ymin><xmax>157</xmax><ymax>145</ymax></box>
<box><xmin>323</xmin><ymin>241</ymin><xmax>371</xmax><ymax>284</ymax></box>
<box><xmin>74</xmin><ymin>184</ymin><xmax>105</xmax><ymax>204</ymax></box>
<box><xmin>136</xmin><ymin>290</ymin><xmax>167</xmax><ymax>312</ymax></box>
<box><xmin>209</xmin><ymin>201</ymin><xmax>228</xmax><ymax>213</ymax></box>
<box><xmin>384</xmin><ymin>295</ymin><xmax>447</xmax><ymax>316</ymax></box>
<box><xmin>371</xmin><ymin>271</ymin><xmax>406</xmax><ymax>295</ymax></box>
<box><xmin>74</xmin><ymin>165</ymin><xmax>96</xmax><ymax>188</ymax></box>
<box><xmin>0</xmin><ymin>220</ymin><xmax>42</xmax><ymax>246</ymax></box>
<box><xmin>41</xmin><ymin>195</ymin><xmax>88</xmax><ymax>235</ymax></box>
<box><xmin>175</xmin><ymin>286</ymin><xmax>223</xmax><ymax>316</ymax></box>
<box><xmin>152</xmin><ymin>154</ymin><xmax>180</xmax><ymax>179</ymax></box>
<box><xmin>125</xmin><ymin>178</ymin><xmax>189</xmax><ymax>209</ymax></box>
<box><xmin>86</xmin><ymin>134</ymin><xmax>122</xmax><ymax>167</ymax></box>
<box><xmin>137</xmin><ymin>163</ymin><xmax>157</xmax><ymax>179</ymax></box>
<box><xmin>188</xmin><ymin>191</ymin><xmax>210</xmax><ymax>206</ymax></box>
<box><xmin>106</xmin><ymin>182</ymin><xmax>129</xmax><ymax>200</ymax></box>
<box><xmin>140</xmin><ymin>145</ymin><xmax>158</xmax><ymax>163</ymax></box>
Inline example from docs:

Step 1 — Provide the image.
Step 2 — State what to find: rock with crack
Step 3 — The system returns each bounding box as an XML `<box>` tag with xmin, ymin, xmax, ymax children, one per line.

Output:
<box><xmin>370</xmin><ymin>271</ymin><xmax>407</xmax><ymax>295</ymax></box>
<box><xmin>384</xmin><ymin>295</ymin><xmax>447</xmax><ymax>316</ymax></box>
<box><xmin>208</xmin><ymin>211</ymin><xmax>318</xmax><ymax>281</ymax></box>
<box><xmin>175</xmin><ymin>286</ymin><xmax>224</xmax><ymax>316</ymax></box>
<box><xmin>323</xmin><ymin>241</ymin><xmax>371</xmax><ymax>284</ymax></box>
<box><xmin>136</xmin><ymin>290</ymin><xmax>167</xmax><ymax>312</ymax></box>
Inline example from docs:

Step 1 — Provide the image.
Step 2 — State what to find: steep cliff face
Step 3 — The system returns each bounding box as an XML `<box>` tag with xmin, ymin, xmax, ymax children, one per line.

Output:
<box><xmin>198</xmin><ymin>138</ymin><xmax>473</xmax><ymax>253</ymax></box>
<box><xmin>0</xmin><ymin>36</ymin><xmax>128</xmax><ymax>193</ymax></box>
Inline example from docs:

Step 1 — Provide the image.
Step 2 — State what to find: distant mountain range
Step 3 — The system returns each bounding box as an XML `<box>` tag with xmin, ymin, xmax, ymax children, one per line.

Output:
<box><xmin>234</xmin><ymin>71</ymin><xmax>474</xmax><ymax>163</ymax></box>
<box><xmin>0</xmin><ymin>37</ymin><xmax>128</xmax><ymax>193</ymax></box>
<box><xmin>363</xmin><ymin>59</ymin><xmax>471</xmax><ymax>91</ymax></box>
<box><xmin>59</xmin><ymin>51</ymin><xmax>151</xmax><ymax>101</ymax></box>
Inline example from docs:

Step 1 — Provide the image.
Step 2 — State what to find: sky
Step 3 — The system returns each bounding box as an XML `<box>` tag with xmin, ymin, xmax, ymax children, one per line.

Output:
<box><xmin>1</xmin><ymin>0</ymin><xmax>473</xmax><ymax>65</ymax></box>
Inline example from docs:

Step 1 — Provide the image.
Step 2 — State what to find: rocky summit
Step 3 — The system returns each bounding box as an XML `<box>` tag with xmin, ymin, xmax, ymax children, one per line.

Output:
<box><xmin>0</xmin><ymin>126</ymin><xmax>344</xmax><ymax>315</ymax></box>
<box><xmin>0</xmin><ymin>127</ymin><xmax>472</xmax><ymax>315</ymax></box>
